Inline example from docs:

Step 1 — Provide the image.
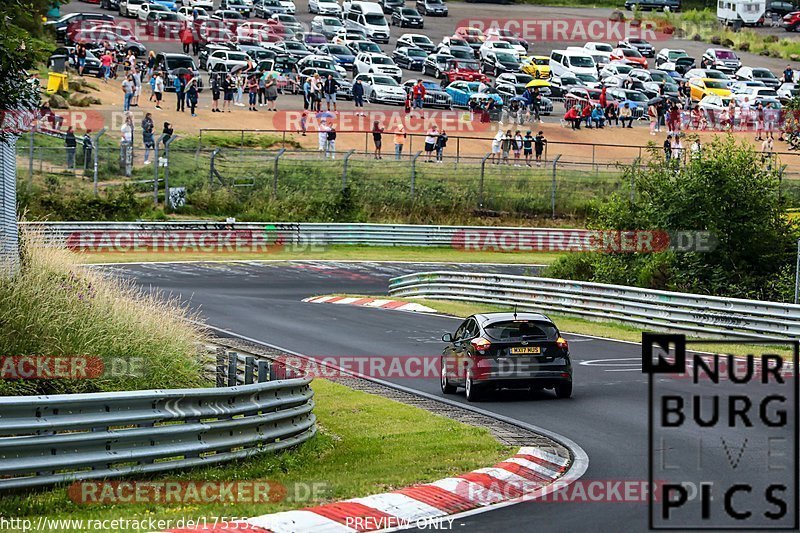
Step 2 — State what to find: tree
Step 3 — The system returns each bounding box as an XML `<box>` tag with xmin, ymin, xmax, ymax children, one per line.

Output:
<box><xmin>0</xmin><ymin>1</ymin><xmax>59</xmax><ymax>143</ymax></box>
<box><xmin>546</xmin><ymin>135</ymin><xmax>799</xmax><ymax>302</ymax></box>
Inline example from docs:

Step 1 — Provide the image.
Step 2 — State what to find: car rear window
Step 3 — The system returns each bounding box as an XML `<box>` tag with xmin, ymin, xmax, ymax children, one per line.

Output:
<box><xmin>484</xmin><ymin>320</ymin><xmax>558</xmax><ymax>341</ymax></box>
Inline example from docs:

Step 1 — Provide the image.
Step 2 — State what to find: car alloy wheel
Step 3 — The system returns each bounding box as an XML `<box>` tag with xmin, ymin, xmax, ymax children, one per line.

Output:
<box><xmin>465</xmin><ymin>372</ymin><xmax>481</xmax><ymax>402</ymax></box>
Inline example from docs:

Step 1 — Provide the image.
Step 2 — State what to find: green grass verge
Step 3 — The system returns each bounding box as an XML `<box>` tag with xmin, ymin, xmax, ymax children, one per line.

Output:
<box><xmin>331</xmin><ymin>295</ymin><xmax>793</xmax><ymax>358</ymax></box>
<box><xmin>74</xmin><ymin>245</ymin><xmax>566</xmax><ymax>266</ymax></box>
<box><xmin>0</xmin><ymin>379</ymin><xmax>511</xmax><ymax>532</ymax></box>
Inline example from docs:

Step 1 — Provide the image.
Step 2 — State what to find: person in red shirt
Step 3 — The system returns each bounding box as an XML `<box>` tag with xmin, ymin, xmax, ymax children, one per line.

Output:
<box><xmin>412</xmin><ymin>80</ymin><xmax>426</xmax><ymax>115</ymax></box>
<box><xmin>564</xmin><ymin>106</ymin><xmax>581</xmax><ymax>130</ymax></box>
<box><xmin>599</xmin><ymin>86</ymin><xmax>607</xmax><ymax>109</ymax></box>
<box><xmin>180</xmin><ymin>25</ymin><xmax>194</xmax><ymax>54</ymax></box>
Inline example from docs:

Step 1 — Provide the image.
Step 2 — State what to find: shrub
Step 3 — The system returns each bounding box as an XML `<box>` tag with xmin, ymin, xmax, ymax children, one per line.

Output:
<box><xmin>0</xmin><ymin>230</ymin><xmax>206</xmax><ymax>396</ymax></box>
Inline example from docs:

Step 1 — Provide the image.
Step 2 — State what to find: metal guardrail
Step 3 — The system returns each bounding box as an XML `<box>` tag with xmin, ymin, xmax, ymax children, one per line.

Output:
<box><xmin>21</xmin><ymin>221</ymin><xmax>599</xmax><ymax>250</ymax></box>
<box><xmin>0</xmin><ymin>346</ymin><xmax>316</xmax><ymax>491</ymax></box>
<box><xmin>388</xmin><ymin>271</ymin><xmax>800</xmax><ymax>340</ymax></box>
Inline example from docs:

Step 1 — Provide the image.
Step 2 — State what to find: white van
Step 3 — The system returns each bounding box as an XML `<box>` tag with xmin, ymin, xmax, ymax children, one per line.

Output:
<box><xmin>549</xmin><ymin>49</ymin><xmax>597</xmax><ymax>77</ymax></box>
<box><xmin>345</xmin><ymin>1</ymin><xmax>390</xmax><ymax>43</ymax></box>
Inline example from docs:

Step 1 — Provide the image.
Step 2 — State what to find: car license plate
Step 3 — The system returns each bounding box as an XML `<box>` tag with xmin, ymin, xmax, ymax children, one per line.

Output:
<box><xmin>510</xmin><ymin>347</ymin><xmax>541</xmax><ymax>355</ymax></box>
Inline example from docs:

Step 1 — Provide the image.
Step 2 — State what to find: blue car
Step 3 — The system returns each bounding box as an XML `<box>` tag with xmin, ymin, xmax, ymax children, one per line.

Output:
<box><xmin>445</xmin><ymin>80</ymin><xmax>504</xmax><ymax>108</ymax></box>
<box><xmin>317</xmin><ymin>44</ymin><xmax>355</xmax><ymax>70</ymax></box>
<box><xmin>150</xmin><ymin>0</ymin><xmax>178</xmax><ymax>11</ymax></box>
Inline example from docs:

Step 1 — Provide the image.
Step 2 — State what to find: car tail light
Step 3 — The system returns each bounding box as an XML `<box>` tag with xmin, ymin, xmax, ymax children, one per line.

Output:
<box><xmin>556</xmin><ymin>337</ymin><xmax>569</xmax><ymax>351</ymax></box>
<box><xmin>471</xmin><ymin>337</ymin><xmax>491</xmax><ymax>352</ymax></box>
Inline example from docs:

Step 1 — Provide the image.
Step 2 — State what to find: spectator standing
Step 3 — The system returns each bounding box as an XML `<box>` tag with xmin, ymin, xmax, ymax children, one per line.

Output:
<box><xmin>100</xmin><ymin>50</ymin><xmax>113</xmax><ymax>83</ymax></box>
<box><xmin>222</xmin><ymin>74</ymin><xmax>234</xmax><ymax>112</ymax></box>
<box><xmin>210</xmin><ymin>74</ymin><xmax>221</xmax><ymax>112</ymax></box>
<box><xmin>326</xmin><ymin>126</ymin><xmax>337</xmax><ymax>159</ymax></box>
<box><xmin>186</xmin><ymin>77</ymin><xmax>199</xmax><ymax>116</ymax></box>
<box><xmin>373</xmin><ymin>121</ymin><xmax>385</xmax><ymax>159</ymax></box>
<box><xmin>300</xmin><ymin>112</ymin><xmax>307</xmax><ymax>136</ymax></box>
<box><xmin>76</xmin><ymin>44</ymin><xmax>87</xmax><ymax>76</ymax></box>
<box><xmin>522</xmin><ymin>130</ymin><xmax>533</xmax><ymax>167</ymax></box>
<box><xmin>663</xmin><ymin>134</ymin><xmax>672</xmax><ymax>161</ymax></box>
<box><xmin>323</xmin><ymin>74</ymin><xmax>338</xmax><ymax>111</ymax></box>
<box><xmin>161</xmin><ymin>121</ymin><xmax>173</xmax><ymax>148</ymax></box>
<box><xmin>394</xmin><ymin>124</ymin><xmax>406</xmax><ymax>160</ymax></box>
<box><xmin>153</xmin><ymin>72</ymin><xmax>164</xmax><ymax>109</ymax></box>
<box><xmin>180</xmin><ymin>25</ymin><xmax>193</xmax><ymax>54</ymax></box>
<box><xmin>247</xmin><ymin>75</ymin><xmax>258</xmax><ymax>111</ymax></box>
<box><xmin>512</xmin><ymin>130</ymin><xmax>523</xmax><ymax>166</ymax></box>
<box><xmin>234</xmin><ymin>74</ymin><xmax>245</xmax><ymax>107</ymax></box>
<box><xmin>264</xmin><ymin>73</ymin><xmax>279</xmax><ymax>111</ymax></box>
<box><xmin>491</xmin><ymin>129</ymin><xmax>503</xmax><ymax>164</ymax></box>
<box><xmin>672</xmin><ymin>134</ymin><xmax>684</xmax><ymax>161</ymax></box>
<box><xmin>64</xmin><ymin>127</ymin><xmax>76</xmax><ymax>169</ymax></box>
<box><xmin>352</xmin><ymin>78</ymin><xmax>365</xmax><ymax>113</ymax></box>
<box><xmin>784</xmin><ymin>65</ymin><xmax>794</xmax><ymax>84</ymax></box>
<box><xmin>146</xmin><ymin>51</ymin><xmax>155</xmax><ymax>79</ymax></box>
<box><xmin>424</xmin><ymin>125</ymin><xmax>437</xmax><ymax>162</ymax></box>
<box><xmin>690</xmin><ymin>139</ymin><xmax>702</xmax><ymax>159</ymax></box>
<box><xmin>122</xmin><ymin>75</ymin><xmax>134</xmax><ymax>112</ymax></box>
<box><xmin>121</xmin><ymin>114</ymin><xmax>134</xmax><ymax>175</ymax></box>
<box><xmin>412</xmin><ymin>80</ymin><xmax>426</xmax><ymax>115</ymax></box>
<box><xmin>435</xmin><ymin>129</ymin><xmax>448</xmax><ymax>163</ymax></box>
<box><xmin>174</xmin><ymin>74</ymin><xmax>185</xmax><ymax>112</ymax></box>
<box><xmin>648</xmin><ymin>103</ymin><xmax>658</xmax><ymax>135</ymax></box>
<box><xmin>131</xmin><ymin>68</ymin><xmax>141</xmax><ymax>107</ymax></box>
<box><xmin>82</xmin><ymin>130</ymin><xmax>93</xmax><ymax>170</ymax></box>
<box><xmin>318</xmin><ymin>119</ymin><xmax>329</xmax><ymax>152</ymax></box>
<box><xmin>533</xmin><ymin>130</ymin><xmax>546</xmax><ymax>167</ymax></box>
<box><xmin>142</xmin><ymin>113</ymin><xmax>155</xmax><ymax>165</ymax></box>
<box><xmin>619</xmin><ymin>103</ymin><xmax>633</xmax><ymax>128</ymax></box>
<box><xmin>500</xmin><ymin>130</ymin><xmax>512</xmax><ymax>165</ymax></box>
<box><xmin>755</xmin><ymin>103</ymin><xmax>765</xmax><ymax>141</ymax></box>
<box><xmin>257</xmin><ymin>73</ymin><xmax>267</xmax><ymax>106</ymax></box>
<box><xmin>311</xmin><ymin>73</ymin><xmax>322</xmax><ymax>112</ymax></box>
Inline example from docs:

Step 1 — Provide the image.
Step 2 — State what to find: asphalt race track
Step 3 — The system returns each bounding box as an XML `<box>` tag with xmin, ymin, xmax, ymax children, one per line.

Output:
<box><xmin>109</xmin><ymin>261</ymin><xmax>798</xmax><ymax>532</ymax></box>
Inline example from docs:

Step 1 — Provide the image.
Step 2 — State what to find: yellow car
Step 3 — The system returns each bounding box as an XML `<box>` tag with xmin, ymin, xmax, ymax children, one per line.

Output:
<box><xmin>521</xmin><ymin>56</ymin><xmax>551</xmax><ymax>79</ymax></box>
<box><xmin>688</xmin><ymin>77</ymin><xmax>732</xmax><ymax>102</ymax></box>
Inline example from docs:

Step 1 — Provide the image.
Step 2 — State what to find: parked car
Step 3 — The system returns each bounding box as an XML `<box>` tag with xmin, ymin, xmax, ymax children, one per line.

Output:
<box><xmin>380</xmin><ymin>0</ymin><xmax>404</xmax><ymax>14</ymax></box>
<box><xmin>299</xmin><ymin>67</ymin><xmax>353</xmax><ymax>98</ymax></box>
<box><xmin>354</xmin><ymin>52</ymin><xmax>402</xmax><ymax>81</ymax></box>
<box><xmin>137</xmin><ymin>2</ymin><xmax>170</xmax><ymax>21</ymax></box>
<box><xmin>220</xmin><ymin>0</ymin><xmax>252</xmax><ymax>17</ymax></box>
<box><xmin>255</xmin><ymin>0</ymin><xmax>291</xmax><ymax>16</ymax></box>
<box><xmin>610</xmin><ymin>47</ymin><xmax>648</xmax><ymax>68</ymax></box>
<box><xmin>353</xmin><ymin>73</ymin><xmax>407</xmax><ymax>104</ymax></box>
<box><xmin>623</xmin><ymin>0</ymin><xmax>681</xmax><ymax>12</ymax></box>
<box><xmin>416</xmin><ymin>0</ymin><xmax>448</xmax><ymax>16</ymax></box>
<box><xmin>392</xmin><ymin>46</ymin><xmax>428</xmax><ymax>70</ymax></box>
<box><xmin>444</xmin><ymin>80</ymin><xmax>502</xmax><ymax>107</ymax></box>
<box><xmin>700</xmin><ymin>48</ymin><xmax>742</xmax><ymax>74</ymax></box>
<box><xmin>481</xmin><ymin>51</ymin><xmax>520</xmax><ymax>76</ymax></box>
<box><xmin>766</xmin><ymin>1</ymin><xmax>797</xmax><ymax>17</ymax></box>
<box><xmin>49</xmin><ymin>46</ymin><xmax>103</xmax><ymax>77</ymax></box>
<box><xmin>440</xmin><ymin>58</ymin><xmax>488</xmax><ymax>83</ymax></box>
<box><xmin>688</xmin><ymin>77</ymin><xmax>732</xmax><ymax>102</ymax></box>
<box><xmin>520</xmin><ymin>55</ymin><xmax>551</xmax><ymax>79</ymax></box>
<box><xmin>316</xmin><ymin>43</ymin><xmax>356</xmax><ymax>70</ymax></box>
<box><xmin>311</xmin><ymin>15</ymin><xmax>345</xmax><ymax>39</ymax></box>
<box><xmin>396</xmin><ymin>33</ymin><xmax>435</xmax><ymax>53</ymax></box>
<box><xmin>478</xmin><ymin>40</ymin><xmax>519</xmax><ymax>61</ymax></box>
<box><xmin>784</xmin><ymin>10</ymin><xmax>800</xmax><ymax>30</ymax></box>
<box><xmin>118</xmin><ymin>0</ymin><xmax>146</xmax><ymax>18</ymax></box>
<box><xmin>735</xmin><ymin>66</ymin><xmax>781</xmax><ymax>88</ymax></box>
<box><xmin>440</xmin><ymin>313</ymin><xmax>572</xmax><ymax>401</ymax></box>
<box><xmin>618</xmin><ymin>37</ymin><xmax>655</xmax><ymax>58</ymax></box>
<box><xmin>391</xmin><ymin>7</ymin><xmax>424</xmax><ymax>28</ymax></box>
<box><xmin>309</xmin><ymin>0</ymin><xmax>342</xmax><ymax>15</ymax></box>
<box><xmin>777</xmin><ymin>82</ymin><xmax>800</xmax><ymax>102</ymax></box>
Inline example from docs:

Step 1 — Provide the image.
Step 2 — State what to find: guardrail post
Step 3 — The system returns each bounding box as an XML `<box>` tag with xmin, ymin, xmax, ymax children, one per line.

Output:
<box><xmin>227</xmin><ymin>351</ymin><xmax>238</xmax><ymax>387</ymax></box>
<box><xmin>209</xmin><ymin>148</ymin><xmax>220</xmax><ymax>187</ymax></box>
<box><xmin>215</xmin><ymin>348</ymin><xmax>226</xmax><ymax>387</ymax></box>
<box><xmin>342</xmin><ymin>149</ymin><xmax>355</xmax><ymax>192</ymax></box>
<box><xmin>410</xmin><ymin>151</ymin><xmax>422</xmax><ymax>199</ymax></box>
<box><xmin>257</xmin><ymin>360</ymin><xmax>269</xmax><ymax>383</ymax></box>
<box><xmin>162</xmin><ymin>135</ymin><xmax>178</xmax><ymax>212</ymax></box>
<box><xmin>551</xmin><ymin>154</ymin><xmax>562</xmax><ymax>219</ymax></box>
<box><xmin>479</xmin><ymin>152</ymin><xmax>491</xmax><ymax>208</ymax></box>
<box><xmin>153</xmin><ymin>133</ymin><xmax>166</xmax><ymax>206</ymax></box>
<box><xmin>273</xmin><ymin>148</ymin><xmax>286</xmax><ymax>198</ymax></box>
<box><xmin>92</xmin><ymin>128</ymin><xmax>106</xmax><ymax>197</ymax></box>
<box><xmin>28</xmin><ymin>131</ymin><xmax>34</xmax><ymax>188</ymax></box>
<box><xmin>456</xmin><ymin>137</ymin><xmax>460</xmax><ymax>164</ymax></box>
<box><xmin>244</xmin><ymin>356</ymin><xmax>255</xmax><ymax>384</ymax></box>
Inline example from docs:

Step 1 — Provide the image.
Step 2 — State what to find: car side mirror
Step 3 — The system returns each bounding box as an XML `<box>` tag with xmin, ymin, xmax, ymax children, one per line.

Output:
<box><xmin>442</xmin><ymin>333</ymin><xmax>453</xmax><ymax>343</ymax></box>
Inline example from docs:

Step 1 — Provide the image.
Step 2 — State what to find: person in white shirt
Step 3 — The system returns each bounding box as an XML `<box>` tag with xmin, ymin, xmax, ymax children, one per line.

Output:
<box><xmin>318</xmin><ymin>119</ymin><xmax>329</xmax><ymax>151</ymax></box>
<box><xmin>491</xmin><ymin>129</ymin><xmax>503</xmax><ymax>165</ymax></box>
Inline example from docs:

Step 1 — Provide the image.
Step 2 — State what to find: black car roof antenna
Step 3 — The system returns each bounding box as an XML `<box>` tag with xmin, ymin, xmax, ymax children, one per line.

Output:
<box><xmin>513</xmin><ymin>304</ymin><xmax>517</xmax><ymax>320</ymax></box>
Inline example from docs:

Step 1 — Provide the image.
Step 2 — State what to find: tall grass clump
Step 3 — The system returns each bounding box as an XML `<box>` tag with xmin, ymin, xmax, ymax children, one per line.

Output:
<box><xmin>0</xmin><ymin>229</ymin><xmax>207</xmax><ymax>396</ymax></box>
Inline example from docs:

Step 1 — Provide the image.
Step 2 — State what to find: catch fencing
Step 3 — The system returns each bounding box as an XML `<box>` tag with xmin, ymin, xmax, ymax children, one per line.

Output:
<box><xmin>0</xmin><ymin>346</ymin><xmax>316</xmax><ymax>491</ymax></box>
<box><xmin>388</xmin><ymin>271</ymin><xmax>800</xmax><ymax>340</ymax></box>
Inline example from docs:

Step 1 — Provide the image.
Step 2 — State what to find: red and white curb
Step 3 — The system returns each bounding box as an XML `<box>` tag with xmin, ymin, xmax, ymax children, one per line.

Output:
<box><xmin>302</xmin><ymin>295</ymin><xmax>436</xmax><ymax>314</ymax></box>
<box><xmin>165</xmin><ymin>446</ymin><xmax>572</xmax><ymax>533</ymax></box>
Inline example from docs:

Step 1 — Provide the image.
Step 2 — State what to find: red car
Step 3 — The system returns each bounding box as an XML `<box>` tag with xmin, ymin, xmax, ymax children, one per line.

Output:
<box><xmin>784</xmin><ymin>11</ymin><xmax>800</xmax><ymax>31</ymax></box>
<box><xmin>440</xmin><ymin>59</ymin><xmax>489</xmax><ymax>84</ymax></box>
<box><xmin>610</xmin><ymin>47</ymin><xmax>648</xmax><ymax>68</ymax></box>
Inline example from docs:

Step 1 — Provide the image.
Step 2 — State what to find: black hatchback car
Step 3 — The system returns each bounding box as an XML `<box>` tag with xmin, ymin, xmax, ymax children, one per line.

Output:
<box><xmin>440</xmin><ymin>312</ymin><xmax>572</xmax><ymax>401</ymax></box>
